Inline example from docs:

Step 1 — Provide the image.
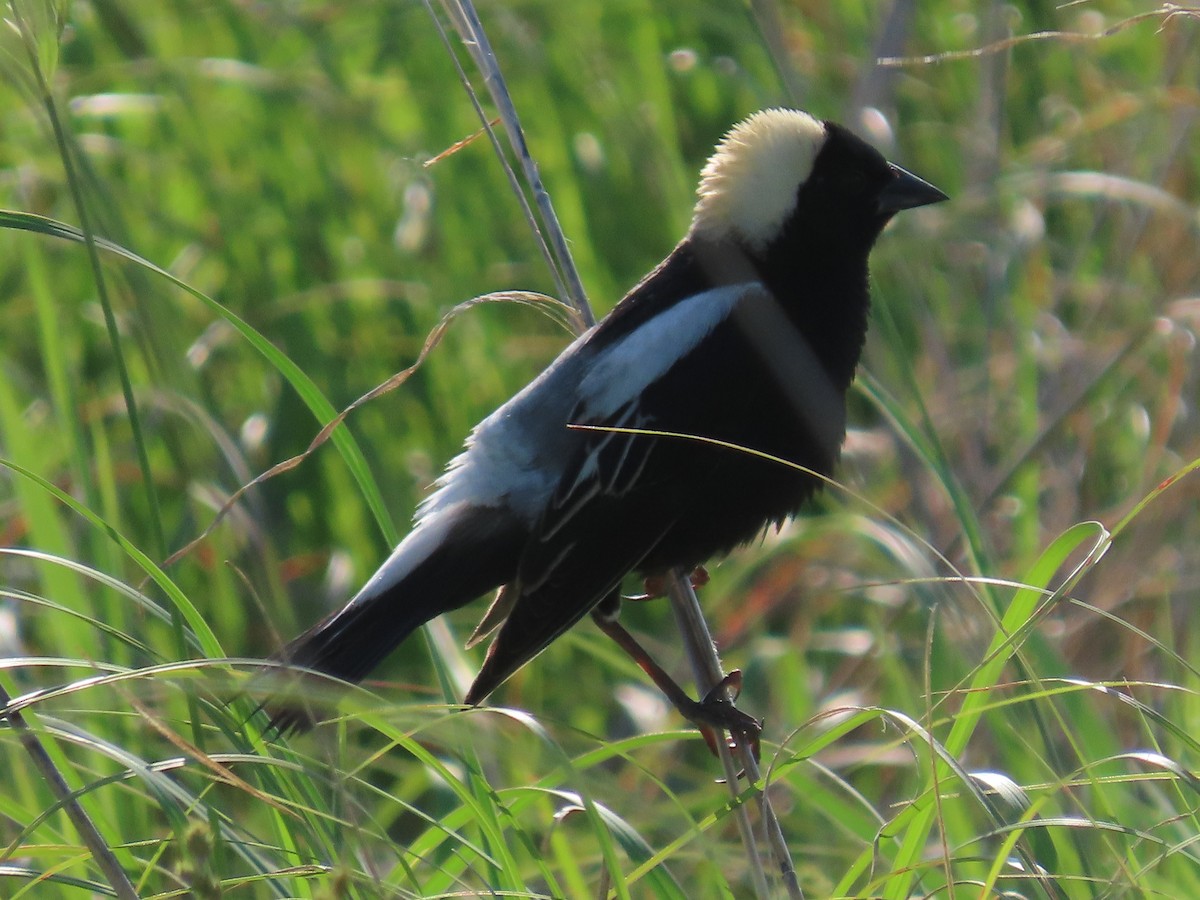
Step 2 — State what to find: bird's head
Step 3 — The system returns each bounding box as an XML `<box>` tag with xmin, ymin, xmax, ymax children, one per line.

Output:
<box><xmin>689</xmin><ymin>108</ymin><xmax>947</xmax><ymax>261</ymax></box>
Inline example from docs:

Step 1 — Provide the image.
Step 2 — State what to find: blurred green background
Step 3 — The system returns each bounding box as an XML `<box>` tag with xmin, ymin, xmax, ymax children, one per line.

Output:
<box><xmin>1</xmin><ymin>1</ymin><xmax>1198</xmax><ymax>896</ymax></box>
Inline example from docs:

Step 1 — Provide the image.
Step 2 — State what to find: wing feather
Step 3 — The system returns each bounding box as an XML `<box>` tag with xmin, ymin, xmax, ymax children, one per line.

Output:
<box><xmin>465</xmin><ymin>282</ymin><xmax>795</xmax><ymax>703</ymax></box>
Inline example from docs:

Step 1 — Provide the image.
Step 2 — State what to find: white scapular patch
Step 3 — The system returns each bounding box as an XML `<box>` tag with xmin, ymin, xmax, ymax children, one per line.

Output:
<box><xmin>576</xmin><ymin>283</ymin><xmax>748</xmax><ymax>419</ymax></box>
<box><xmin>690</xmin><ymin>108</ymin><xmax>827</xmax><ymax>252</ymax></box>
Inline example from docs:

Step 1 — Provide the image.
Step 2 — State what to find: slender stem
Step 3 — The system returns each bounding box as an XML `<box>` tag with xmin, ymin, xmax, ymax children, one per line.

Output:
<box><xmin>12</xmin><ymin>0</ymin><xmax>166</xmax><ymax>563</ymax></box>
<box><xmin>440</xmin><ymin>3</ymin><xmax>798</xmax><ymax>892</ymax></box>
<box><xmin>444</xmin><ymin>0</ymin><xmax>594</xmax><ymax>326</ymax></box>
<box><xmin>667</xmin><ymin>572</ymin><xmax>804</xmax><ymax>899</ymax></box>
<box><xmin>0</xmin><ymin>686</ymin><xmax>139</xmax><ymax>900</ymax></box>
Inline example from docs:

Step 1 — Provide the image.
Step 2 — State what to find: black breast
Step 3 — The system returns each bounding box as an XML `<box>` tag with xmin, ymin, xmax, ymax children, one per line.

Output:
<box><xmin>631</xmin><ymin>273</ymin><xmax>863</xmax><ymax>572</ymax></box>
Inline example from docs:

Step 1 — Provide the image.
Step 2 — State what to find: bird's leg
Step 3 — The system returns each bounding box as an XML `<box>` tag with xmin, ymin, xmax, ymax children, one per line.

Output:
<box><xmin>592</xmin><ymin>588</ymin><xmax>760</xmax><ymax>760</ymax></box>
<box><xmin>623</xmin><ymin>565</ymin><xmax>709</xmax><ymax>603</ymax></box>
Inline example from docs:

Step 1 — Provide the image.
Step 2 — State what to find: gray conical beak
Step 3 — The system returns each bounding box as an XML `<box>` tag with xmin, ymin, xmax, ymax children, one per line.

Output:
<box><xmin>878</xmin><ymin>164</ymin><xmax>948</xmax><ymax>214</ymax></box>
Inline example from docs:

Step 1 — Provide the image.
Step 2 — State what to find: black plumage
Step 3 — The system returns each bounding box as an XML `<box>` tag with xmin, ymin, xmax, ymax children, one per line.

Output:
<box><xmin>268</xmin><ymin>109</ymin><xmax>946</xmax><ymax>731</ymax></box>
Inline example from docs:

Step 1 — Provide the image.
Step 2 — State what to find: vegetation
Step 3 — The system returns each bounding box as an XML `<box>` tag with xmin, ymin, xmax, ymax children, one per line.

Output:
<box><xmin>1</xmin><ymin>1</ymin><xmax>1198</xmax><ymax>896</ymax></box>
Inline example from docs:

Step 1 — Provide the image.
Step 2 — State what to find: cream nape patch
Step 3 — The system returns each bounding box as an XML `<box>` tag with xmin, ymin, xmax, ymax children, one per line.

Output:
<box><xmin>690</xmin><ymin>109</ymin><xmax>827</xmax><ymax>253</ymax></box>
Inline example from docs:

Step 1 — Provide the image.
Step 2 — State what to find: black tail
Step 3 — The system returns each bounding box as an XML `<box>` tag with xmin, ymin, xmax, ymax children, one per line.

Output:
<box><xmin>264</xmin><ymin>507</ymin><xmax>524</xmax><ymax>733</ymax></box>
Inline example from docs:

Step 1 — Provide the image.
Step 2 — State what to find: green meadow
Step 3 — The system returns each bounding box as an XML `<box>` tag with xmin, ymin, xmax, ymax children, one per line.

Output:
<box><xmin>1</xmin><ymin>1</ymin><xmax>1198</xmax><ymax>896</ymax></box>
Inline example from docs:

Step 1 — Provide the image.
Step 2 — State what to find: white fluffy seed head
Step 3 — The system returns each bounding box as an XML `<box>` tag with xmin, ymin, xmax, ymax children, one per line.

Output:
<box><xmin>690</xmin><ymin>108</ymin><xmax>827</xmax><ymax>253</ymax></box>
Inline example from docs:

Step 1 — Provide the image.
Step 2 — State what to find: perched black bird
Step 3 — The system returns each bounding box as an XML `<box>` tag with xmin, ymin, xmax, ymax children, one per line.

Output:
<box><xmin>269</xmin><ymin>109</ymin><xmax>946</xmax><ymax>733</ymax></box>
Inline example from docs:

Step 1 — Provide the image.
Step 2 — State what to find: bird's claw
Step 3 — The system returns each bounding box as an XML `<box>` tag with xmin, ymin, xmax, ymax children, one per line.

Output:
<box><xmin>682</xmin><ymin>670</ymin><xmax>762</xmax><ymax>764</ymax></box>
<box><xmin>704</xmin><ymin>668</ymin><xmax>743</xmax><ymax>704</ymax></box>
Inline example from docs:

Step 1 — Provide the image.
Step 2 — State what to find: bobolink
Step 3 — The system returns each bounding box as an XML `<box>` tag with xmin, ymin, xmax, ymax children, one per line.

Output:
<box><xmin>269</xmin><ymin>109</ymin><xmax>946</xmax><ymax>733</ymax></box>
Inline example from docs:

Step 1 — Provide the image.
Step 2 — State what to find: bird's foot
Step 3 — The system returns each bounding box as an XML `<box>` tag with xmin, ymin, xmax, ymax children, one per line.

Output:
<box><xmin>678</xmin><ymin>670</ymin><xmax>762</xmax><ymax>762</ymax></box>
<box><xmin>590</xmin><ymin>607</ymin><xmax>760</xmax><ymax>763</ymax></box>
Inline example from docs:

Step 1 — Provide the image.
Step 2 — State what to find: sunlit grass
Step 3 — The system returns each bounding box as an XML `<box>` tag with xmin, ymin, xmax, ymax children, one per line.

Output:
<box><xmin>1</xmin><ymin>1</ymin><xmax>1198</xmax><ymax>896</ymax></box>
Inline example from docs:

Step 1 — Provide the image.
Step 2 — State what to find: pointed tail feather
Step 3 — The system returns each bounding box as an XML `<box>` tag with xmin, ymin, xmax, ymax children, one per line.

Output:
<box><xmin>264</xmin><ymin>506</ymin><xmax>524</xmax><ymax>732</ymax></box>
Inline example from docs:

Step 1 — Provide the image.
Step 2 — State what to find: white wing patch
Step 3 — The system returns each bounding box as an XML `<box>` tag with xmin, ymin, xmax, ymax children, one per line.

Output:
<box><xmin>577</xmin><ymin>283</ymin><xmax>749</xmax><ymax>420</ymax></box>
<box><xmin>415</xmin><ymin>282</ymin><xmax>754</xmax><ymax>529</ymax></box>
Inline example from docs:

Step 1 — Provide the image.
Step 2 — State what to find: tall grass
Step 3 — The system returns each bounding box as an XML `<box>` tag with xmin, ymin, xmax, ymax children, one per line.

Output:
<box><xmin>1</xmin><ymin>1</ymin><xmax>1198</xmax><ymax>896</ymax></box>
